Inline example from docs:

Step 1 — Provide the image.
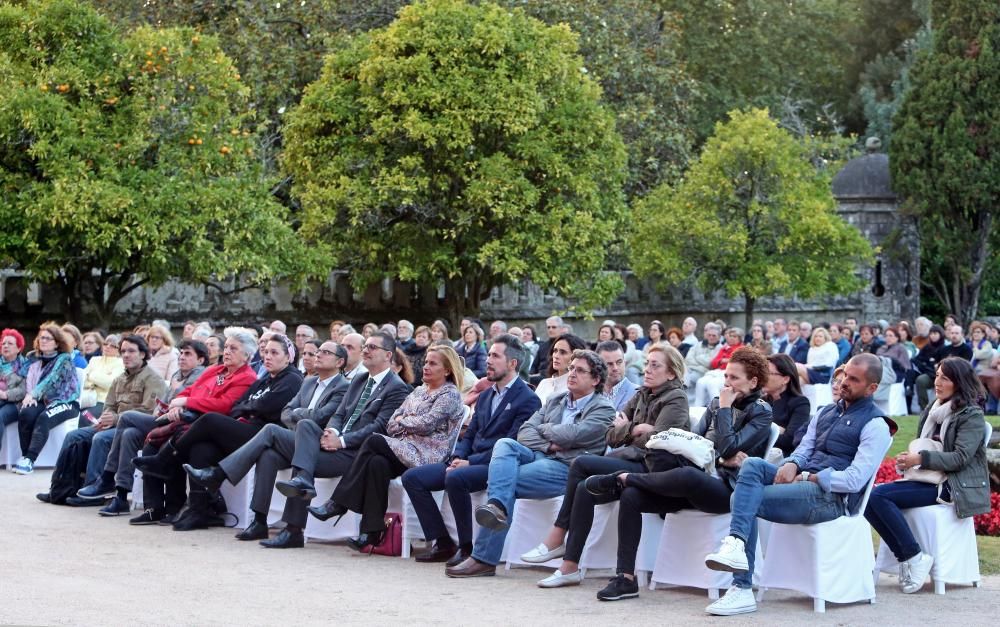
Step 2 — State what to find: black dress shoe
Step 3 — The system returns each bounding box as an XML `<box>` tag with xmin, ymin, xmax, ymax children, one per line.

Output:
<box><xmin>172</xmin><ymin>509</ymin><xmax>224</xmax><ymax>531</ymax></box>
<box><xmin>348</xmin><ymin>530</ymin><xmax>386</xmax><ymax>554</ymax></box>
<box><xmin>416</xmin><ymin>539</ymin><xmax>459</xmax><ymax>563</ymax></box>
<box><xmin>445</xmin><ymin>547</ymin><xmax>472</xmax><ymax>568</ymax></box>
<box><xmin>184</xmin><ymin>464</ymin><xmax>225</xmax><ymax>493</ymax></box>
<box><xmin>35</xmin><ymin>492</ymin><xmax>52</xmax><ymax>504</ymax></box>
<box><xmin>260</xmin><ymin>528</ymin><xmax>304</xmax><ymax>549</ymax></box>
<box><xmin>307</xmin><ymin>499</ymin><xmax>348</xmax><ymax>522</ymax></box>
<box><xmin>275</xmin><ymin>476</ymin><xmax>317</xmax><ymax>501</ymax></box>
<box><xmin>65</xmin><ymin>495</ymin><xmax>107</xmax><ymax>507</ymax></box>
<box><xmin>235</xmin><ymin>520</ymin><xmax>269</xmax><ymax>541</ymax></box>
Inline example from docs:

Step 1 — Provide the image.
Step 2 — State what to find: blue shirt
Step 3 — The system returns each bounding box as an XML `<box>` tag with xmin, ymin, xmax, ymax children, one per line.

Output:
<box><xmin>490</xmin><ymin>377</ymin><xmax>516</xmax><ymax>416</ymax></box>
<box><xmin>561</xmin><ymin>392</ymin><xmax>594</xmax><ymax>425</ymax></box>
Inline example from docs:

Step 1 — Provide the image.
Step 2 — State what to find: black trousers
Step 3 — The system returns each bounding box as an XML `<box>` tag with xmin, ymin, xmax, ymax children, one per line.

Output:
<box><xmin>18</xmin><ymin>401</ymin><xmax>79</xmax><ymax>461</ymax></box>
<box><xmin>616</xmin><ymin>467</ymin><xmax>732</xmax><ymax>575</ymax></box>
<box><xmin>331</xmin><ymin>435</ymin><xmax>407</xmax><ymax>534</ymax></box>
<box><xmin>554</xmin><ymin>454</ymin><xmax>645</xmax><ymax>564</ymax></box>
<box><xmin>173</xmin><ymin>413</ymin><xmax>263</xmax><ymax>494</ymax></box>
<box><xmin>141</xmin><ymin>442</ymin><xmax>187</xmax><ymax>515</ymax></box>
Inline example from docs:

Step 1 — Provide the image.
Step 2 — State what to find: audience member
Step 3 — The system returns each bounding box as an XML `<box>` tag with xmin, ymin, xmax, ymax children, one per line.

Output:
<box><xmin>60</xmin><ymin>323</ymin><xmax>89</xmax><ymax>368</ymax></box>
<box><xmin>0</xmin><ymin>329</ymin><xmax>28</xmax><ymax>452</ymax></box>
<box><xmin>456</xmin><ymin>324</ymin><xmax>487</xmax><ymax>379</ymax></box>
<box><xmin>829</xmin><ymin>323</ymin><xmax>852</xmax><ymax>365</ymax></box>
<box><xmin>534</xmin><ymin>334</ymin><xmax>588</xmax><ymax>405</ymax></box>
<box><xmin>300</xmin><ymin>338</ymin><xmax>321</xmax><ymax>377</ymax></box>
<box><xmin>397</xmin><ymin>320</ymin><xmax>416</xmax><ymax>351</ymax></box>
<box><xmin>684</xmin><ymin>322</ymin><xmax>723</xmax><ymax>405</ymax></box>
<box><xmin>626</xmin><ymin>324</ymin><xmax>647</xmax><ymax>351</ymax></box>
<box><xmin>680</xmin><ymin>317</ymin><xmax>698</xmax><ymax>347</ymax></box>
<box><xmin>529</xmin><ymin>316</ymin><xmax>564</xmax><ymax>383</ymax></box>
<box><xmin>797</xmin><ymin>327</ymin><xmax>838</xmax><ymax>385</ymax></box>
<box><xmin>597</xmin><ymin>340</ymin><xmax>639</xmax><ymax>412</ymax></box>
<box><xmin>747</xmin><ymin>324</ymin><xmax>772</xmax><ymax>357</ymax></box>
<box><xmin>764</xmin><ymin>354</ymin><xmax>810</xmax><ymax>457</ymax></box>
<box><xmin>78</xmin><ymin>334</ymin><xmax>124</xmax><ymax>417</ymax></box>
<box><xmin>877</xmin><ymin>326</ymin><xmax>912</xmax><ymax>382</ymax></box>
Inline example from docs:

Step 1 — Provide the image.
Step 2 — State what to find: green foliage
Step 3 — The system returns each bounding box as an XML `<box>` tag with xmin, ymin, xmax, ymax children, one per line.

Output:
<box><xmin>661</xmin><ymin>0</ymin><xmax>856</xmax><ymax>140</ymax></box>
<box><xmin>890</xmin><ymin>1</ymin><xmax>1000</xmax><ymax>322</ymax></box>
<box><xmin>0</xmin><ymin>0</ymin><xmax>325</xmax><ymax>321</ymax></box>
<box><xmin>283</xmin><ymin>0</ymin><xmax>627</xmax><ymax>319</ymax></box>
<box><xmin>630</xmin><ymin>109</ymin><xmax>874</xmax><ymax>328</ymax></box>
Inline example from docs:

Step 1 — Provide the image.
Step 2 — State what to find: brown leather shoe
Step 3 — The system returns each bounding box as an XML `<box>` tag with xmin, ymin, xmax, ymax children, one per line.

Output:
<box><xmin>474</xmin><ymin>502</ymin><xmax>509</xmax><ymax>530</ymax></box>
<box><xmin>416</xmin><ymin>539</ymin><xmax>459</xmax><ymax>563</ymax></box>
<box><xmin>446</xmin><ymin>557</ymin><xmax>496</xmax><ymax>578</ymax></box>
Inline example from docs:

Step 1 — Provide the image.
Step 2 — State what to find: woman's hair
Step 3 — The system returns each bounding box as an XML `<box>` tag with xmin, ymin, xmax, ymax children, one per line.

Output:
<box><xmin>132</xmin><ymin>324</ymin><xmax>150</xmax><ymax>338</ymax></box>
<box><xmin>928</xmin><ymin>324</ymin><xmax>946</xmax><ymax>344</ymax></box>
<box><xmin>646</xmin><ymin>343</ymin><xmax>686</xmax><ymax>381</ymax></box>
<box><xmin>414</xmin><ymin>325</ymin><xmax>431</xmax><ymax>340</ymax></box>
<box><xmin>464</xmin><ymin>323</ymin><xmax>484</xmax><ymax>343</ymax></box>
<box><xmin>937</xmin><ymin>357</ymin><xmax>986</xmax><ymax>410</ymax></box>
<box><xmin>60</xmin><ymin>323</ymin><xmax>84</xmax><ymax>350</ymax></box>
<box><xmin>547</xmin><ymin>333</ymin><xmax>588</xmax><ymax>377</ymax></box>
<box><xmin>328</xmin><ymin>319</ymin><xmax>345</xmax><ymax>335</ymax></box>
<box><xmin>266</xmin><ymin>333</ymin><xmax>296</xmax><ymax>361</ymax></box>
<box><xmin>2</xmin><ymin>328</ymin><xmax>25</xmax><ymax>352</ymax></box>
<box><xmin>430</xmin><ymin>319</ymin><xmax>450</xmax><ymax>339</ymax></box>
<box><xmin>392</xmin><ymin>347</ymin><xmax>415</xmax><ymax>384</ymax></box>
<box><xmin>522</xmin><ymin>324</ymin><xmax>537</xmax><ymax>342</ymax></box>
<box><xmin>649</xmin><ymin>321</ymin><xmax>667</xmax><ymax>338</ymax></box>
<box><xmin>105</xmin><ymin>333</ymin><xmax>121</xmax><ymax>349</ymax></box>
<box><xmin>858</xmin><ymin>324</ymin><xmax>876</xmax><ymax>339</ymax></box>
<box><xmin>362</xmin><ymin>322</ymin><xmax>379</xmax><ymax>336</ymax></box>
<box><xmin>897</xmin><ymin>321</ymin><xmax>913</xmax><ymax>341</ymax></box>
<box><xmin>426</xmin><ymin>344</ymin><xmax>464</xmax><ymax>390</ymax></box>
<box><xmin>666</xmin><ymin>327</ymin><xmax>683</xmax><ymax>343</ymax></box>
<box><xmin>626</xmin><ymin>323</ymin><xmax>643</xmax><ymax>338</ymax></box>
<box><xmin>597</xmin><ymin>323</ymin><xmax>616</xmax><ymax>341</ymax></box>
<box><xmin>969</xmin><ymin>321</ymin><xmax>989</xmax><ymax>338</ymax></box>
<box><xmin>148</xmin><ymin>323</ymin><xmax>176</xmax><ymax>348</ymax></box>
<box><xmin>884</xmin><ymin>325</ymin><xmax>900</xmax><ymax>340</ymax></box>
<box><xmin>767</xmin><ymin>353</ymin><xmax>802</xmax><ymax>397</ymax></box>
<box><xmin>82</xmin><ymin>331</ymin><xmax>105</xmax><ymax>349</ymax></box>
<box><xmin>729</xmin><ymin>346</ymin><xmax>769</xmax><ymax>392</ymax></box>
<box><xmin>224</xmin><ymin>328</ymin><xmax>258</xmax><ymax>362</ymax></box>
<box><xmin>35</xmin><ymin>322</ymin><xmax>71</xmax><ymax>354</ymax></box>
<box><xmin>810</xmin><ymin>327</ymin><xmax>831</xmax><ymax>346</ymax></box>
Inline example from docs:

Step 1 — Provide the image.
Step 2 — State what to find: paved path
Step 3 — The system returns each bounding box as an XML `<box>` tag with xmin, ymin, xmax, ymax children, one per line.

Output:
<box><xmin>1</xmin><ymin>469</ymin><xmax>997</xmax><ymax>626</ymax></box>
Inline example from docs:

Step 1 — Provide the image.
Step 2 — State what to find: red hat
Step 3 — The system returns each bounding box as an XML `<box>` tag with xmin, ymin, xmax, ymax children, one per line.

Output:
<box><xmin>1</xmin><ymin>328</ymin><xmax>25</xmax><ymax>352</ymax></box>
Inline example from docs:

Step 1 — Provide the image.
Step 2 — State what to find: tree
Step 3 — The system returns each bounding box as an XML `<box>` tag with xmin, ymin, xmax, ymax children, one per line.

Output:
<box><xmin>629</xmin><ymin>108</ymin><xmax>874</xmax><ymax>330</ymax></box>
<box><xmin>283</xmin><ymin>0</ymin><xmax>628</xmax><ymax>324</ymax></box>
<box><xmin>0</xmin><ymin>0</ymin><xmax>325</xmax><ymax>325</ymax></box>
<box><xmin>890</xmin><ymin>0</ymin><xmax>1000</xmax><ymax>323</ymax></box>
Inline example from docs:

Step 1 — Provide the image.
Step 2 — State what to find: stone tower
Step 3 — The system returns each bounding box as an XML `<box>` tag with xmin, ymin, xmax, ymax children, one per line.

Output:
<box><xmin>832</xmin><ymin>137</ymin><xmax>920</xmax><ymax>323</ymax></box>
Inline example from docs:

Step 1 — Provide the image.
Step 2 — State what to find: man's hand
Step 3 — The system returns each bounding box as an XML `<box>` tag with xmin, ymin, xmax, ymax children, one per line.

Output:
<box><xmin>630</xmin><ymin>423</ymin><xmax>654</xmax><ymax>438</ymax></box>
<box><xmin>166</xmin><ymin>406</ymin><xmax>184</xmax><ymax>423</ymax></box>
<box><xmin>773</xmin><ymin>462</ymin><xmax>799</xmax><ymax>484</ymax></box>
<box><xmin>321</xmin><ymin>429</ymin><xmax>341</xmax><ymax>451</ymax></box>
<box><xmin>447</xmin><ymin>459</ymin><xmax>469</xmax><ymax>472</ymax></box>
<box><xmin>720</xmin><ymin>452</ymin><xmax>748</xmax><ymax>468</ymax></box>
<box><xmin>548</xmin><ymin>442</ymin><xmax>563</xmax><ymax>453</ymax></box>
<box><xmin>96</xmin><ymin>411</ymin><xmax>115</xmax><ymax>431</ymax></box>
<box><xmin>168</xmin><ymin>397</ymin><xmax>188</xmax><ymax>409</ymax></box>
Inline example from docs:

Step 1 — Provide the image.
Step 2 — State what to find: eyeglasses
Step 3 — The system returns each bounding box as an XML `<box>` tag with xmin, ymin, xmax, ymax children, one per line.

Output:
<box><xmin>38</xmin><ymin>335</ymin><xmax>54</xmax><ymax>341</ymax></box>
<box><xmin>362</xmin><ymin>343</ymin><xmax>389</xmax><ymax>353</ymax></box>
<box><xmin>567</xmin><ymin>366</ymin><xmax>592</xmax><ymax>376</ymax></box>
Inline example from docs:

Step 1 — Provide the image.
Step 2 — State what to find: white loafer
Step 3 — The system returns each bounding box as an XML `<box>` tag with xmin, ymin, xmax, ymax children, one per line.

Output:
<box><xmin>521</xmin><ymin>542</ymin><xmax>566</xmax><ymax>563</ymax></box>
<box><xmin>538</xmin><ymin>569</ymin><xmax>584</xmax><ymax>588</ymax></box>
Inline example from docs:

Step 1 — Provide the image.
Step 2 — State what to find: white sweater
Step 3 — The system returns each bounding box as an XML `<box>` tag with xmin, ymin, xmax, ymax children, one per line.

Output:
<box><xmin>807</xmin><ymin>342</ymin><xmax>839</xmax><ymax>369</ymax></box>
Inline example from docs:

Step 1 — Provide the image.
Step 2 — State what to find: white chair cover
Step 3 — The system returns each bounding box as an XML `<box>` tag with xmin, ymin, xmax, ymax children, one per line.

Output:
<box><xmin>504</xmin><ymin>496</ymin><xmax>565</xmax><ymax>569</ymax></box>
<box><xmin>651</xmin><ymin>511</ymin><xmax>738</xmax><ymax>598</ymax></box>
<box><xmin>1</xmin><ymin>422</ymin><xmax>18</xmax><ymax>467</ymax></box>
<box><xmin>802</xmin><ymin>384</ymin><xmax>834</xmax><ymax>416</ymax></box>
<box><xmin>33</xmin><ymin>418</ymin><xmax>75</xmax><ymax>468</ymax></box>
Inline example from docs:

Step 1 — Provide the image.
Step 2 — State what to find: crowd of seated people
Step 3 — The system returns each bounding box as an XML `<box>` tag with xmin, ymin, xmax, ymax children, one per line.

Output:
<box><xmin>2</xmin><ymin>310</ymin><xmax>994</xmax><ymax>616</ymax></box>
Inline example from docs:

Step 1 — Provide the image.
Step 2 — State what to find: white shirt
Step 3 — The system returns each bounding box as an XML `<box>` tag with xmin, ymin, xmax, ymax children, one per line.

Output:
<box><xmin>307</xmin><ymin>374</ymin><xmax>337</xmax><ymax>410</ymax></box>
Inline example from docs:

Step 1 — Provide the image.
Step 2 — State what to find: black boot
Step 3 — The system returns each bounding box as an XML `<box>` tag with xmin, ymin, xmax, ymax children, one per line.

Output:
<box><xmin>133</xmin><ymin>441</ymin><xmax>178</xmax><ymax>481</ymax></box>
<box><xmin>172</xmin><ymin>492</ymin><xmax>224</xmax><ymax>531</ymax></box>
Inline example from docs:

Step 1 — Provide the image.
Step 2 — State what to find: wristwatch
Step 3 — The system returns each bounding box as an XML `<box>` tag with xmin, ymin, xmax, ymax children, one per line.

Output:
<box><xmin>800</xmin><ymin>471</ymin><xmax>811</xmax><ymax>482</ymax></box>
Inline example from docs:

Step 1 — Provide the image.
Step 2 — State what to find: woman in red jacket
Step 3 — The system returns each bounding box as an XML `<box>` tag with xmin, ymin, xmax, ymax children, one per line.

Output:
<box><xmin>128</xmin><ymin>331</ymin><xmax>259</xmax><ymax>526</ymax></box>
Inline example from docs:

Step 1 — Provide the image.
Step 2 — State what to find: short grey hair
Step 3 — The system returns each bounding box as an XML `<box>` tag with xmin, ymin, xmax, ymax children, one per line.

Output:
<box><xmin>225</xmin><ymin>328</ymin><xmax>259</xmax><ymax>361</ymax></box>
<box><xmin>491</xmin><ymin>320</ymin><xmax>508</xmax><ymax>332</ymax></box>
<box><xmin>626</xmin><ymin>323</ymin><xmax>643</xmax><ymax>338</ymax></box>
<box><xmin>398</xmin><ymin>320</ymin><xmax>414</xmax><ymax>332</ymax></box>
<box><xmin>704</xmin><ymin>322</ymin><xmax>722</xmax><ymax>334</ymax></box>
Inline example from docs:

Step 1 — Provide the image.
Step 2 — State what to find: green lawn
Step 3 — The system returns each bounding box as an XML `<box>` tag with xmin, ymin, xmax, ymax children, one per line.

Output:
<box><xmin>878</xmin><ymin>415</ymin><xmax>1000</xmax><ymax>575</ymax></box>
<box><xmin>885</xmin><ymin>415</ymin><xmax>1000</xmax><ymax>458</ymax></box>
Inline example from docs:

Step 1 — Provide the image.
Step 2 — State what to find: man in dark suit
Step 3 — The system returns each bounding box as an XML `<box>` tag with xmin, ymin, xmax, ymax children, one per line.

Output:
<box><xmin>529</xmin><ymin>316</ymin><xmax>564</xmax><ymax>385</ymax></box>
<box><xmin>401</xmin><ymin>334</ymin><xmax>540</xmax><ymax>565</ymax></box>
<box><xmin>182</xmin><ymin>340</ymin><xmax>351</xmax><ymax>541</ymax></box>
<box><xmin>261</xmin><ymin>331</ymin><xmax>411</xmax><ymax>547</ymax></box>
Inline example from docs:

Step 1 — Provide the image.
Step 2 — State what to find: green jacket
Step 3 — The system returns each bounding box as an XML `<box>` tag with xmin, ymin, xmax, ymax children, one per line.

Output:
<box><xmin>917</xmin><ymin>404</ymin><xmax>991</xmax><ymax>518</ymax></box>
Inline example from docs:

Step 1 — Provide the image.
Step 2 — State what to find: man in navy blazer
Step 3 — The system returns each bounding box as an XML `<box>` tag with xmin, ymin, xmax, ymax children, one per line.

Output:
<box><xmin>402</xmin><ymin>334</ymin><xmax>540</xmax><ymax>565</ymax></box>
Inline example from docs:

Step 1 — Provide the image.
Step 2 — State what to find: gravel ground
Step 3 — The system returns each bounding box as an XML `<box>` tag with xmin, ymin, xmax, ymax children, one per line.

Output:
<box><xmin>1</xmin><ymin>469</ymin><xmax>998</xmax><ymax>626</ymax></box>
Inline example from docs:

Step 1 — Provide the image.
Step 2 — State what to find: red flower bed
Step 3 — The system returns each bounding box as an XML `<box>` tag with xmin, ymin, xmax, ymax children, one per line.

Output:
<box><xmin>974</xmin><ymin>492</ymin><xmax>1000</xmax><ymax>537</ymax></box>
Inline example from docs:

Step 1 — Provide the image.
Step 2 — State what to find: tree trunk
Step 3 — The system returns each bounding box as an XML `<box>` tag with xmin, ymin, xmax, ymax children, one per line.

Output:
<box><xmin>744</xmin><ymin>293</ymin><xmax>755</xmax><ymax>334</ymax></box>
<box><xmin>959</xmin><ymin>211</ymin><xmax>993</xmax><ymax>324</ymax></box>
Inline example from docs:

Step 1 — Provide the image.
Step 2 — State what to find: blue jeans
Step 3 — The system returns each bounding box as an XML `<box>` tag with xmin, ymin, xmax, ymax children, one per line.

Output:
<box><xmin>472</xmin><ymin>438</ymin><xmax>570</xmax><ymax>565</ymax></box>
<box><xmin>728</xmin><ymin>457</ymin><xmax>846</xmax><ymax>588</ymax></box>
<box><xmin>864</xmin><ymin>480</ymin><xmax>948</xmax><ymax>562</ymax></box>
<box><xmin>88</xmin><ymin>428</ymin><xmax>116</xmax><ymax>486</ymax></box>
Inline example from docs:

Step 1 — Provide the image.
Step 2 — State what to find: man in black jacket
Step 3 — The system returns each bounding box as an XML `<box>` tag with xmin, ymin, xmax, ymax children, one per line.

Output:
<box><xmin>529</xmin><ymin>316</ymin><xmax>564</xmax><ymax>385</ymax></box>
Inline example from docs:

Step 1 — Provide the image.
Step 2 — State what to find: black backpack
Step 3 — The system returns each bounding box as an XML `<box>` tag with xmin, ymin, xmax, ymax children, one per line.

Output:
<box><xmin>48</xmin><ymin>436</ymin><xmax>91</xmax><ymax>504</ymax></box>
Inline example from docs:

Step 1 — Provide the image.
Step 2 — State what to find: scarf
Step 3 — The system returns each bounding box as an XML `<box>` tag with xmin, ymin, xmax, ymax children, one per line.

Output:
<box><xmin>920</xmin><ymin>398</ymin><xmax>954</xmax><ymax>441</ymax></box>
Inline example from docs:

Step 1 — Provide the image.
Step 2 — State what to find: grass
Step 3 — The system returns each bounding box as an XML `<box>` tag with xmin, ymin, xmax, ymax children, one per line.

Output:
<box><xmin>877</xmin><ymin>415</ymin><xmax>1000</xmax><ymax>575</ymax></box>
<box><xmin>885</xmin><ymin>414</ymin><xmax>1000</xmax><ymax>458</ymax></box>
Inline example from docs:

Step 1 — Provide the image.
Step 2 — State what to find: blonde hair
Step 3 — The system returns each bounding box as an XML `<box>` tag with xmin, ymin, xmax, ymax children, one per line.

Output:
<box><xmin>647</xmin><ymin>343</ymin><xmax>686</xmax><ymax>381</ymax></box>
<box><xmin>148</xmin><ymin>323</ymin><xmax>176</xmax><ymax>348</ymax></box>
<box><xmin>426</xmin><ymin>344</ymin><xmax>465</xmax><ymax>391</ymax></box>
<box><xmin>810</xmin><ymin>327</ymin><xmax>831</xmax><ymax>347</ymax></box>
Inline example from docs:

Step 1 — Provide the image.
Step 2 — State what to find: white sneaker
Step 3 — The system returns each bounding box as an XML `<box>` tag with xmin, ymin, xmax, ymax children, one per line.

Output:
<box><xmin>521</xmin><ymin>542</ymin><xmax>566</xmax><ymax>563</ymax></box>
<box><xmin>900</xmin><ymin>552</ymin><xmax>933</xmax><ymax>594</ymax></box>
<box><xmin>12</xmin><ymin>457</ymin><xmax>34</xmax><ymax>475</ymax></box>
<box><xmin>705</xmin><ymin>535</ymin><xmax>749</xmax><ymax>572</ymax></box>
<box><xmin>706</xmin><ymin>586</ymin><xmax>757</xmax><ymax>616</ymax></box>
<box><xmin>537</xmin><ymin>569</ymin><xmax>584</xmax><ymax>588</ymax></box>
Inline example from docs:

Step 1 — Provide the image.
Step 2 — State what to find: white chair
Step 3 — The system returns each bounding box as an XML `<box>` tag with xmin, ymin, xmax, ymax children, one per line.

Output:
<box><xmin>267</xmin><ymin>472</ymin><xmax>363</xmax><ymax>542</ymax></box>
<box><xmin>504</xmin><ymin>496</ymin><xmax>565</xmax><ymax>569</ymax></box>
<box><xmin>802</xmin><ymin>384</ymin><xmax>834</xmax><ymax>416</ymax></box>
<box><xmin>873</xmin><ymin>423</ymin><xmax>992</xmax><ymax>594</ymax></box>
<box><xmin>756</xmin><ymin>437</ymin><xmax>893</xmax><ymax>613</ymax></box>
<box><xmin>220</xmin><ymin>472</ymin><xmax>254</xmax><ymax>528</ymax></box>
<box><xmin>649</xmin><ymin>423</ymin><xmax>779</xmax><ymax>598</ymax></box>
<box><xmin>636</xmin><ymin>513</ymin><xmax>664</xmax><ymax>587</ymax></box>
<box><xmin>689</xmin><ymin>407</ymin><xmax>708</xmax><ymax>434</ymax></box>
<box><xmin>1</xmin><ymin>422</ymin><xmax>19</xmax><ymax>467</ymax></box>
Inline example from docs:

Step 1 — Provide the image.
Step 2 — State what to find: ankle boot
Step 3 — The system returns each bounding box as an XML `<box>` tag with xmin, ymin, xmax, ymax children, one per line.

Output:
<box><xmin>133</xmin><ymin>441</ymin><xmax>178</xmax><ymax>480</ymax></box>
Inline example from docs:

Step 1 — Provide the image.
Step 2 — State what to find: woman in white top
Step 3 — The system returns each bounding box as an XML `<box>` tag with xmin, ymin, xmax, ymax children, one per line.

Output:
<box><xmin>796</xmin><ymin>327</ymin><xmax>839</xmax><ymax>385</ymax></box>
<box><xmin>146</xmin><ymin>323</ymin><xmax>180</xmax><ymax>384</ymax></box>
<box><xmin>79</xmin><ymin>334</ymin><xmax>124</xmax><ymax>415</ymax></box>
<box><xmin>534</xmin><ymin>334</ymin><xmax>587</xmax><ymax>405</ymax></box>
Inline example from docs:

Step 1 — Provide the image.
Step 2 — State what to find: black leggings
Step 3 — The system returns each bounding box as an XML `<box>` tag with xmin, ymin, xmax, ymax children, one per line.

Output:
<box><xmin>141</xmin><ymin>442</ymin><xmax>187</xmax><ymax>515</ymax></box>
<box><xmin>331</xmin><ymin>436</ymin><xmax>408</xmax><ymax>534</ymax></box>
<box><xmin>555</xmin><ymin>454</ymin><xmax>645</xmax><ymax>564</ymax></box>
<box><xmin>616</xmin><ymin>467</ymin><xmax>732</xmax><ymax>575</ymax></box>
<box><xmin>18</xmin><ymin>401</ymin><xmax>79</xmax><ymax>461</ymax></box>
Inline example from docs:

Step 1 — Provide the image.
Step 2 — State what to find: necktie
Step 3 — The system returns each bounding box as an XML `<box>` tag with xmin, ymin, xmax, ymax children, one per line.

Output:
<box><xmin>342</xmin><ymin>376</ymin><xmax>375</xmax><ymax>433</ymax></box>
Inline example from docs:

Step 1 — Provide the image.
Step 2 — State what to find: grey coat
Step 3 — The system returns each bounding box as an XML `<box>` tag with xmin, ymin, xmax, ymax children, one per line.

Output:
<box><xmin>917</xmin><ymin>404</ymin><xmax>991</xmax><ymax>518</ymax></box>
<box><xmin>517</xmin><ymin>391</ymin><xmax>615</xmax><ymax>464</ymax></box>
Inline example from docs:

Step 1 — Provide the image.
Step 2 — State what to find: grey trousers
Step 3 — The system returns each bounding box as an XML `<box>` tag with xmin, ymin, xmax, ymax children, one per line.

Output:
<box><xmin>281</xmin><ymin>419</ymin><xmax>357</xmax><ymax>528</ymax></box>
<box><xmin>218</xmin><ymin>423</ymin><xmax>296</xmax><ymax>518</ymax></box>
<box><xmin>106</xmin><ymin>410</ymin><xmax>158</xmax><ymax>489</ymax></box>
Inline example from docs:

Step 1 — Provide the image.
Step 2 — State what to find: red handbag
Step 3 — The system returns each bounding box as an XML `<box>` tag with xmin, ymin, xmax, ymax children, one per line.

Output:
<box><xmin>370</xmin><ymin>512</ymin><xmax>403</xmax><ymax>556</ymax></box>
